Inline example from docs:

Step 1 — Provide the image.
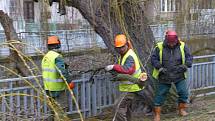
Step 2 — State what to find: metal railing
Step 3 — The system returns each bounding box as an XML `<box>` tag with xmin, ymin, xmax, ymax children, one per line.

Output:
<box><xmin>0</xmin><ymin>74</ymin><xmax>119</xmax><ymax>120</ymax></box>
<box><xmin>188</xmin><ymin>54</ymin><xmax>215</xmax><ymax>90</ymax></box>
<box><xmin>0</xmin><ymin>57</ymin><xmax>215</xmax><ymax>119</ymax></box>
<box><xmin>0</xmin><ymin>29</ymin><xmax>107</xmax><ymax>56</ymax></box>
<box><xmin>1</xmin><ymin>21</ymin><xmax>215</xmax><ymax>56</ymax></box>
<box><xmin>150</xmin><ymin>22</ymin><xmax>215</xmax><ymax>41</ymax></box>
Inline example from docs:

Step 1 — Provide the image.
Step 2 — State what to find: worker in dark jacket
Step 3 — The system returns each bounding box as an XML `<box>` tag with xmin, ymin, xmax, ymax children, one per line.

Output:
<box><xmin>105</xmin><ymin>34</ymin><xmax>148</xmax><ymax>121</ymax></box>
<box><xmin>151</xmin><ymin>30</ymin><xmax>193</xmax><ymax>121</ymax></box>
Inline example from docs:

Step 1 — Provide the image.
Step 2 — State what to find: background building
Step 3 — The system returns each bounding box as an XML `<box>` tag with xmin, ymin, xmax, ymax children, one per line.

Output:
<box><xmin>0</xmin><ymin>0</ymin><xmax>214</xmax><ymax>56</ymax></box>
<box><xmin>0</xmin><ymin>0</ymin><xmax>86</xmax><ymax>32</ymax></box>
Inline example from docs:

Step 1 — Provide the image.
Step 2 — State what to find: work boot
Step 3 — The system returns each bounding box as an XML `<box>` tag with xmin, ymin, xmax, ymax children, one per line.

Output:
<box><xmin>154</xmin><ymin>107</ymin><xmax>161</xmax><ymax>121</ymax></box>
<box><xmin>178</xmin><ymin>103</ymin><xmax>188</xmax><ymax>116</ymax></box>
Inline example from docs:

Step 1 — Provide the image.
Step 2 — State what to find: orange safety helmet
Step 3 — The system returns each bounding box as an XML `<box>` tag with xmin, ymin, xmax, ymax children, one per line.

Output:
<box><xmin>47</xmin><ymin>36</ymin><xmax>60</xmax><ymax>45</ymax></box>
<box><xmin>114</xmin><ymin>34</ymin><xmax>127</xmax><ymax>47</ymax></box>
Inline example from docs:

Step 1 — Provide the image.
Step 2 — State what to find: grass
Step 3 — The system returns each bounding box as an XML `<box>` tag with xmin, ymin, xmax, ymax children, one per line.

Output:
<box><xmin>85</xmin><ymin>94</ymin><xmax>215</xmax><ymax>121</ymax></box>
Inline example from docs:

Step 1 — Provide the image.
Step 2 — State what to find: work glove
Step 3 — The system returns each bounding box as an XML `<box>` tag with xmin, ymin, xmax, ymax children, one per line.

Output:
<box><xmin>178</xmin><ymin>65</ymin><xmax>188</xmax><ymax>72</ymax></box>
<box><xmin>138</xmin><ymin>72</ymin><xmax>147</xmax><ymax>81</ymax></box>
<box><xmin>159</xmin><ymin>67</ymin><xmax>168</xmax><ymax>74</ymax></box>
<box><xmin>68</xmin><ymin>82</ymin><xmax>75</xmax><ymax>89</ymax></box>
<box><xmin>105</xmin><ymin>65</ymin><xmax>114</xmax><ymax>71</ymax></box>
<box><xmin>136</xmin><ymin>73</ymin><xmax>147</xmax><ymax>88</ymax></box>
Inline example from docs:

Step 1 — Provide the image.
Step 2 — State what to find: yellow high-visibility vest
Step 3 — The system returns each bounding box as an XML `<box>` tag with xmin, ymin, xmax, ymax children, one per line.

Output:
<box><xmin>118</xmin><ymin>49</ymin><xmax>144</xmax><ymax>92</ymax></box>
<box><xmin>42</xmin><ymin>50</ymin><xmax>66</xmax><ymax>91</ymax></box>
<box><xmin>152</xmin><ymin>41</ymin><xmax>186</xmax><ymax>79</ymax></box>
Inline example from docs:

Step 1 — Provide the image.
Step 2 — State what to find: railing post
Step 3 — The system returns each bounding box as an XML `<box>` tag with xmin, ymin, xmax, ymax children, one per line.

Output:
<box><xmin>91</xmin><ymin>77</ymin><xmax>97</xmax><ymax>116</ymax></box>
<box><xmin>86</xmin><ymin>79</ymin><xmax>91</xmax><ymax>117</ymax></box>
<box><xmin>2</xmin><ymin>91</ymin><xmax>6</xmax><ymax>121</ymax></box>
<box><xmin>213</xmin><ymin>57</ymin><xmax>215</xmax><ymax>85</ymax></box>
<box><xmin>81</xmin><ymin>74</ymin><xmax>86</xmax><ymax>118</ymax></box>
<box><xmin>37</xmin><ymin>91</ymin><xmax>41</xmax><ymax>118</ymax></box>
<box><xmin>24</xmin><ymin>89</ymin><xmax>28</xmax><ymax>118</ymax></box>
<box><xmin>16</xmin><ymin>91</ymin><xmax>20</xmax><ymax>116</ymax></box>
<box><xmin>187</xmin><ymin>68</ymin><xmax>192</xmax><ymax>95</ymax></box>
<box><xmin>68</xmin><ymin>86</ymin><xmax>73</xmax><ymax>112</ymax></box>
<box><xmin>97</xmin><ymin>77</ymin><xmax>102</xmax><ymax>113</ymax></box>
<box><xmin>30</xmin><ymin>90</ymin><xmax>34</xmax><ymax>114</ymax></box>
<box><xmin>9</xmin><ymin>81</ymin><xmax>14</xmax><ymax>120</ymax></box>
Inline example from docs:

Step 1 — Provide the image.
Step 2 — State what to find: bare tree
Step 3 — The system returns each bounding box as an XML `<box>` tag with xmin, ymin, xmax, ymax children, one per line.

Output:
<box><xmin>0</xmin><ymin>10</ymin><xmax>29</xmax><ymax>76</ymax></box>
<box><xmin>34</xmin><ymin>0</ymin><xmax>156</xmax><ymax>116</ymax></box>
<box><xmin>66</xmin><ymin>0</ymin><xmax>156</xmax><ymax>115</ymax></box>
<box><xmin>67</xmin><ymin>0</ymin><xmax>155</xmax><ymax>64</ymax></box>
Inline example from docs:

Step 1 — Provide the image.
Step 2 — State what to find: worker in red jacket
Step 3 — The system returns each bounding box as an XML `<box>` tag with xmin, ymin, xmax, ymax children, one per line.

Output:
<box><xmin>105</xmin><ymin>34</ymin><xmax>148</xmax><ymax>121</ymax></box>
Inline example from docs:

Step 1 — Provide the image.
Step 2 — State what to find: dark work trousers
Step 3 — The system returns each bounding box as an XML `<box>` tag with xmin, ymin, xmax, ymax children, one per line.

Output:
<box><xmin>46</xmin><ymin>90</ymin><xmax>69</xmax><ymax>121</ymax></box>
<box><xmin>154</xmin><ymin>79</ymin><xmax>189</xmax><ymax>106</ymax></box>
<box><xmin>46</xmin><ymin>90</ymin><xmax>69</xmax><ymax>109</ymax></box>
<box><xmin>114</xmin><ymin>89</ymin><xmax>153</xmax><ymax>121</ymax></box>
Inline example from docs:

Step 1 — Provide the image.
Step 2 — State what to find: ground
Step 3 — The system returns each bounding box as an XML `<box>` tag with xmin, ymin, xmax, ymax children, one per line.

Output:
<box><xmin>85</xmin><ymin>94</ymin><xmax>215</xmax><ymax>121</ymax></box>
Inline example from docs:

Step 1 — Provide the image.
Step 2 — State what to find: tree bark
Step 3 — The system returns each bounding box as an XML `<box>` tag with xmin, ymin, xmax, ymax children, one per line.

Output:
<box><xmin>0</xmin><ymin>10</ymin><xmax>29</xmax><ymax>76</ymax></box>
<box><xmin>67</xmin><ymin>0</ymin><xmax>155</xmax><ymax>66</ymax></box>
<box><xmin>66</xmin><ymin>0</ymin><xmax>155</xmax><ymax>114</ymax></box>
<box><xmin>37</xmin><ymin>0</ymin><xmax>156</xmax><ymax>115</ymax></box>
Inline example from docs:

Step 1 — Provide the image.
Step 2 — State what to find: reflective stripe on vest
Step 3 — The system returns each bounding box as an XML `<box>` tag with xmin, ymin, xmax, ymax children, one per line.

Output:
<box><xmin>42</xmin><ymin>50</ymin><xmax>66</xmax><ymax>91</ymax></box>
<box><xmin>152</xmin><ymin>41</ymin><xmax>186</xmax><ymax>79</ymax></box>
<box><xmin>42</xmin><ymin>68</ymin><xmax>58</xmax><ymax>73</ymax></box>
<box><xmin>118</xmin><ymin>49</ymin><xmax>144</xmax><ymax>92</ymax></box>
<box><xmin>43</xmin><ymin>78</ymin><xmax>64</xmax><ymax>82</ymax></box>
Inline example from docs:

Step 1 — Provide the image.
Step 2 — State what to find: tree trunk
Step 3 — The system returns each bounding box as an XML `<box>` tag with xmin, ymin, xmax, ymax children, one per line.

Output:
<box><xmin>66</xmin><ymin>0</ymin><xmax>155</xmax><ymax>115</ymax></box>
<box><xmin>39</xmin><ymin>0</ymin><xmax>50</xmax><ymax>51</ymax></box>
<box><xmin>68</xmin><ymin>0</ymin><xmax>155</xmax><ymax>66</ymax></box>
<box><xmin>37</xmin><ymin>0</ymin><xmax>156</xmax><ymax>115</ymax></box>
<box><xmin>0</xmin><ymin>10</ymin><xmax>29</xmax><ymax>76</ymax></box>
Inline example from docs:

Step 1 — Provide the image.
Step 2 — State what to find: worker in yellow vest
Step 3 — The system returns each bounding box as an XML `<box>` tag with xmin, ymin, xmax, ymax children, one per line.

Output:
<box><xmin>151</xmin><ymin>30</ymin><xmax>193</xmax><ymax>121</ymax></box>
<box><xmin>105</xmin><ymin>34</ymin><xmax>148</xmax><ymax>121</ymax></box>
<box><xmin>42</xmin><ymin>36</ymin><xmax>74</xmax><ymax>107</ymax></box>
